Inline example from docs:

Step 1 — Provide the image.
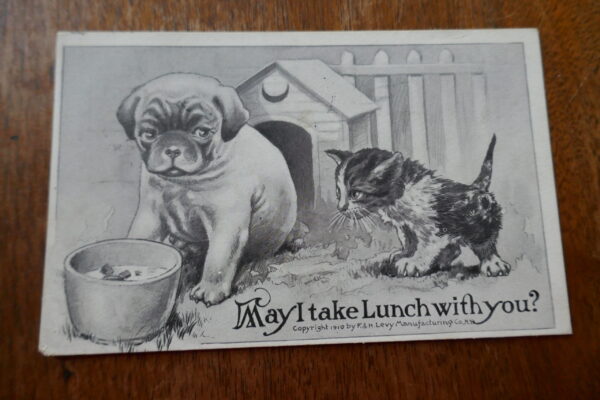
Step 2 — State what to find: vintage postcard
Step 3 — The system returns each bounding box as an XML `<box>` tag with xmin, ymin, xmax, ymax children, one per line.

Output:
<box><xmin>39</xmin><ymin>30</ymin><xmax>571</xmax><ymax>355</ymax></box>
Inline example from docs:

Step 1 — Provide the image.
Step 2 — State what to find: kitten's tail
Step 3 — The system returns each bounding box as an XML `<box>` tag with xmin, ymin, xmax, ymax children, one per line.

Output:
<box><xmin>472</xmin><ymin>134</ymin><xmax>496</xmax><ymax>191</ymax></box>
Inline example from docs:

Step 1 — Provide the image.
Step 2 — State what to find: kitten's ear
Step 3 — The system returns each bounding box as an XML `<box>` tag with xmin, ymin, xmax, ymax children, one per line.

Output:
<box><xmin>325</xmin><ymin>149</ymin><xmax>352</xmax><ymax>166</ymax></box>
<box><xmin>371</xmin><ymin>152</ymin><xmax>403</xmax><ymax>177</ymax></box>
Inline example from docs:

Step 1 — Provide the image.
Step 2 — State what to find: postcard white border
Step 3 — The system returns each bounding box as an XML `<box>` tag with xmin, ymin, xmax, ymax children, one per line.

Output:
<box><xmin>40</xmin><ymin>29</ymin><xmax>571</xmax><ymax>355</ymax></box>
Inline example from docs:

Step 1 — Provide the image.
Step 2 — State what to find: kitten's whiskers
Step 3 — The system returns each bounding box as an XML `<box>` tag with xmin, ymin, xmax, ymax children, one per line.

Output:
<box><xmin>328</xmin><ymin>212</ymin><xmax>344</xmax><ymax>231</ymax></box>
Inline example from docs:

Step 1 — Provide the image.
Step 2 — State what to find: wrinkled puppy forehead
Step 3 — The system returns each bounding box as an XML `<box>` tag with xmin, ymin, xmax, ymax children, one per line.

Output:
<box><xmin>137</xmin><ymin>73</ymin><xmax>223</xmax><ymax>106</ymax></box>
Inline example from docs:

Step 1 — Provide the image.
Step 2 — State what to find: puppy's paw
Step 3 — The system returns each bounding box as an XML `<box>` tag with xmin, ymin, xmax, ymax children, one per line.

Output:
<box><xmin>388</xmin><ymin>249</ymin><xmax>408</xmax><ymax>265</ymax></box>
<box><xmin>480</xmin><ymin>255</ymin><xmax>511</xmax><ymax>277</ymax></box>
<box><xmin>394</xmin><ymin>256</ymin><xmax>431</xmax><ymax>277</ymax></box>
<box><xmin>189</xmin><ymin>281</ymin><xmax>231</xmax><ymax>306</ymax></box>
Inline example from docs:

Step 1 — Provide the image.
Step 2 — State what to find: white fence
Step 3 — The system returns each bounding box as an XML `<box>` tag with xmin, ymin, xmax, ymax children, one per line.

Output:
<box><xmin>331</xmin><ymin>49</ymin><xmax>489</xmax><ymax>181</ymax></box>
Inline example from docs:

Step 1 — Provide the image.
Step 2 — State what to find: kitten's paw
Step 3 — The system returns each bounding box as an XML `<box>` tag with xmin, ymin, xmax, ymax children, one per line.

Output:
<box><xmin>394</xmin><ymin>257</ymin><xmax>431</xmax><ymax>277</ymax></box>
<box><xmin>189</xmin><ymin>281</ymin><xmax>231</xmax><ymax>306</ymax></box>
<box><xmin>480</xmin><ymin>255</ymin><xmax>511</xmax><ymax>277</ymax></box>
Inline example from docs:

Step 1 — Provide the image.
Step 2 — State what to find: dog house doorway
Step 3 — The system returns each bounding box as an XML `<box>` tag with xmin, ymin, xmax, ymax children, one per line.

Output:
<box><xmin>254</xmin><ymin>120</ymin><xmax>315</xmax><ymax>215</ymax></box>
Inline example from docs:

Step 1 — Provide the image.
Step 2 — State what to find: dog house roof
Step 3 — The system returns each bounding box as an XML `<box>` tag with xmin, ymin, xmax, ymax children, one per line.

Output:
<box><xmin>237</xmin><ymin>59</ymin><xmax>378</xmax><ymax>119</ymax></box>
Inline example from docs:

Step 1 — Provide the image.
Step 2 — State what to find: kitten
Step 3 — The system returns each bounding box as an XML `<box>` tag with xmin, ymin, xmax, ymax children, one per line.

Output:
<box><xmin>325</xmin><ymin>135</ymin><xmax>511</xmax><ymax>277</ymax></box>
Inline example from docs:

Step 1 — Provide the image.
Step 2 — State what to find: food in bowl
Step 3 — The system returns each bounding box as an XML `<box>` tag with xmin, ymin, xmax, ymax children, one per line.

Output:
<box><xmin>86</xmin><ymin>263</ymin><xmax>168</xmax><ymax>281</ymax></box>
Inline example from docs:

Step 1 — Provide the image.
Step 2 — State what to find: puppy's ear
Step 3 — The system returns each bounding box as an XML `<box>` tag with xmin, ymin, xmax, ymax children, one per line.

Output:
<box><xmin>116</xmin><ymin>90</ymin><xmax>141</xmax><ymax>140</ymax></box>
<box><xmin>325</xmin><ymin>149</ymin><xmax>352</xmax><ymax>166</ymax></box>
<box><xmin>212</xmin><ymin>86</ymin><xmax>249</xmax><ymax>141</ymax></box>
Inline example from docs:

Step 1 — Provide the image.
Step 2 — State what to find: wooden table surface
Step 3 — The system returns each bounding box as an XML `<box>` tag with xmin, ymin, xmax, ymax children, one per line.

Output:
<box><xmin>1</xmin><ymin>1</ymin><xmax>598</xmax><ymax>398</ymax></box>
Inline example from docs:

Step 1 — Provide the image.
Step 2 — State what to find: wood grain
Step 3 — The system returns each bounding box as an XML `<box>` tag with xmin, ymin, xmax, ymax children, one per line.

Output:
<box><xmin>1</xmin><ymin>0</ymin><xmax>598</xmax><ymax>398</ymax></box>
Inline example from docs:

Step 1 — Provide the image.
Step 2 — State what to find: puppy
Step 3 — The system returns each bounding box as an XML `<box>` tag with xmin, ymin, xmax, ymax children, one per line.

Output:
<box><xmin>117</xmin><ymin>73</ymin><xmax>297</xmax><ymax>305</ymax></box>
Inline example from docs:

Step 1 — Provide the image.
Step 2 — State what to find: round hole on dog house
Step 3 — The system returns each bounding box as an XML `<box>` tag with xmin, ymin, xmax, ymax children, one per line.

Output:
<box><xmin>255</xmin><ymin>121</ymin><xmax>314</xmax><ymax>214</ymax></box>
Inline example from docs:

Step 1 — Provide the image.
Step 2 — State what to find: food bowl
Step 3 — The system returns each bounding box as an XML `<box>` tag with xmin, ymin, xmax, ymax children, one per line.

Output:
<box><xmin>64</xmin><ymin>239</ymin><xmax>182</xmax><ymax>344</ymax></box>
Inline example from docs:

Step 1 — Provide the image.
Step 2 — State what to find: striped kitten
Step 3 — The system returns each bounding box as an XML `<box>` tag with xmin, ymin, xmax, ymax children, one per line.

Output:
<box><xmin>325</xmin><ymin>135</ymin><xmax>510</xmax><ymax>277</ymax></box>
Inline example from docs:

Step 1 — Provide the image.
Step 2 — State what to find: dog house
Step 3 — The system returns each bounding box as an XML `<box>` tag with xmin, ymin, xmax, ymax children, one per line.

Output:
<box><xmin>237</xmin><ymin>60</ymin><xmax>378</xmax><ymax>211</ymax></box>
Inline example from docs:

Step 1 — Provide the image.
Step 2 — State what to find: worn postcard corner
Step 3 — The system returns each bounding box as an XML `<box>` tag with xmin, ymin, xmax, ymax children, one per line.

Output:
<box><xmin>39</xmin><ymin>29</ymin><xmax>571</xmax><ymax>355</ymax></box>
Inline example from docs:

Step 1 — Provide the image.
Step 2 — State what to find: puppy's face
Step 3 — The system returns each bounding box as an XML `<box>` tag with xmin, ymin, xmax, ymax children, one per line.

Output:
<box><xmin>117</xmin><ymin>74</ymin><xmax>249</xmax><ymax>178</ymax></box>
<box><xmin>135</xmin><ymin>96</ymin><xmax>222</xmax><ymax>176</ymax></box>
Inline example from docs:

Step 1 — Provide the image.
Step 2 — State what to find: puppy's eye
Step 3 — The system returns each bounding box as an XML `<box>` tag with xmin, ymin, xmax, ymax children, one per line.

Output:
<box><xmin>139</xmin><ymin>130</ymin><xmax>157</xmax><ymax>141</ymax></box>
<box><xmin>349</xmin><ymin>191</ymin><xmax>364</xmax><ymax>201</ymax></box>
<box><xmin>192</xmin><ymin>127</ymin><xmax>211</xmax><ymax>138</ymax></box>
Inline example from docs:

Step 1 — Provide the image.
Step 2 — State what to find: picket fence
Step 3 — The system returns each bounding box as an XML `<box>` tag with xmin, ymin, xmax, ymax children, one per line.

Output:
<box><xmin>331</xmin><ymin>49</ymin><xmax>489</xmax><ymax>181</ymax></box>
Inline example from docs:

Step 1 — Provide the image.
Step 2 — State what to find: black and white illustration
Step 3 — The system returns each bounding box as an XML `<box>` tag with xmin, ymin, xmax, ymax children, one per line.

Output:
<box><xmin>39</xmin><ymin>30</ymin><xmax>571</xmax><ymax>355</ymax></box>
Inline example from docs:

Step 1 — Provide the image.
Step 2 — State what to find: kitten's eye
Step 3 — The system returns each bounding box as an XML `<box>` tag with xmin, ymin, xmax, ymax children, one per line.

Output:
<box><xmin>192</xmin><ymin>127</ymin><xmax>211</xmax><ymax>138</ymax></box>
<box><xmin>139</xmin><ymin>129</ymin><xmax>157</xmax><ymax>141</ymax></box>
<box><xmin>336</xmin><ymin>187</ymin><xmax>341</xmax><ymax>199</ymax></box>
<box><xmin>350</xmin><ymin>191</ymin><xmax>364</xmax><ymax>201</ymax></box>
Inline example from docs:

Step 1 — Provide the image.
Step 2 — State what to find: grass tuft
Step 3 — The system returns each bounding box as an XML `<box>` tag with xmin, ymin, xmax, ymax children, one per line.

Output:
<box><xmin>154</xmin><ymin>308</ymin><xmax>206</xmax><ymax>351</ymax></box>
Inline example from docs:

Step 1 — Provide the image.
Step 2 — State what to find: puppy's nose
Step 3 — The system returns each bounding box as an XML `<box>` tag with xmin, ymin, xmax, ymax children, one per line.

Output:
<box><xmin>165</xmin><ymin>147</ymin><xmax>182</xmax><ymax>159</ymax></box>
